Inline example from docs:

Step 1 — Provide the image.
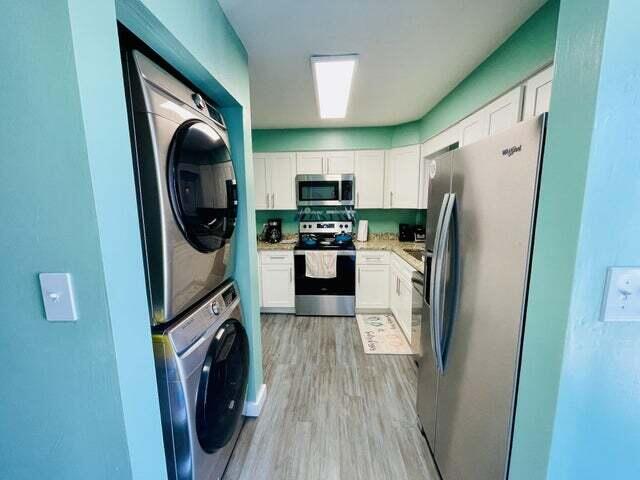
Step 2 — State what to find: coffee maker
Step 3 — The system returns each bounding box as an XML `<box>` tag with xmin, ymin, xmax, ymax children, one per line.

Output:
<box><xmin>260</xmin><ymin>218</ymin><xmax>282</xmax><ymax>243</ymax></box>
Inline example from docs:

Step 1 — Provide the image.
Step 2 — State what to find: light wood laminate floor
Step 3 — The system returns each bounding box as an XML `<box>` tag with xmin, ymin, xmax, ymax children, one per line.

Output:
<box><xmin>224</xmin><ymin>314</ymin><xmax>439</xmax><ymax>480</ymax></box>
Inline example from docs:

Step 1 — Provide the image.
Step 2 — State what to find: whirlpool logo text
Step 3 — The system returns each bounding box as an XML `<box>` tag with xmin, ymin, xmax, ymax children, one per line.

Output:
<box><xmin>502</xmin><ymin>145</ymin><xmax>522</xmax><ymax>157</ymax></box>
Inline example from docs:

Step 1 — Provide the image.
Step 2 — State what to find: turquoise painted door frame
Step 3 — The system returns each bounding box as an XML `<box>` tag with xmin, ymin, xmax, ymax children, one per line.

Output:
<box><xmin>510</xmin><ymin>0</ymin><xmax>640</xmax><ymax>478</ymax></box>
<box><xmin>1</xmin><ymin>0</ymin><xmax>261</xmax><ymax>479</ymax></box>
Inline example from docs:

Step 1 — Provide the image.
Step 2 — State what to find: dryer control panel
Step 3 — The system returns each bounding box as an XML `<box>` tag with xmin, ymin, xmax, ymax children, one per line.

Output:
<box><xmin>165</xmin><ymin>282</ymin><xmax>239</xmax><ymax>355</ymax></box>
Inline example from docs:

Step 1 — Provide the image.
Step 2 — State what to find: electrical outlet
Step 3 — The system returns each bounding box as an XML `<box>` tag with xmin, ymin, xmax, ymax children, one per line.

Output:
<box><xmin>601</xmin><ymin>267</ymin><xmax>640</xmax><ymax>322</ymax></box>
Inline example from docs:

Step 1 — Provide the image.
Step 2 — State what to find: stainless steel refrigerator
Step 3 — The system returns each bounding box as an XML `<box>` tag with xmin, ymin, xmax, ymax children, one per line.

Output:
<box><xmin>417</xmin><ymin>114</ymin><xmax>547</xmax><ymax>480</ymax></box>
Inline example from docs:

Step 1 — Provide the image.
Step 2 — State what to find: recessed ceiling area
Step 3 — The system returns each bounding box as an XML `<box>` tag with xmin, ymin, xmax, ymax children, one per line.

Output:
<box><xmin>219</xmin><ymin>0</ymin><xmax>547</xmax><ymax>129</ymax></box>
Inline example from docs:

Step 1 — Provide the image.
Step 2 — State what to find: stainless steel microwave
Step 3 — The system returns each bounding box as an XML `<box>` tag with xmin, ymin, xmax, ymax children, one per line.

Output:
<box><xmin>295</xmin><ymin>174</ymin><xmax>355</xmax><ymax>207</ymax></box>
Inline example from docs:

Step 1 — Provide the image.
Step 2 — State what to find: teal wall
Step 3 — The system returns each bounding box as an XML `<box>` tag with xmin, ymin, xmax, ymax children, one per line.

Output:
<box><xmin>509</xmin><ymin>0</ymin><xmax>611</xmax><ymax>478</ymax></box>
<box><xmin>0</xmin><ymin>1</ymin><xmax>135</xmax><ymax>478</ymax></box>
<box><xmin>415</xmin><ymin>0</ymin><xmax>559</xmax><ymax>142</ymax></box>
<box><xmin>256</xmin><ymin>209</ymin><xmax>425</xmax><ymax>236</ymax></box>
<box><xmin>1</xmin><ymin>0</ymin><xmax>261</xmax><ymax>479</ymax></box>
<box><xmin>252</xmin><ymin>126</ymin><xmax>393</xmax><ymax>152</ymax></box>
<box><xmin>545</xmin><ymin>0</ymin><xmax>640</xmax><ymax>477</ymax></box>
<box><xmin>252</xmin><ymin>0</ymin><xmax>559</xmax><ymax>150</ymax></box>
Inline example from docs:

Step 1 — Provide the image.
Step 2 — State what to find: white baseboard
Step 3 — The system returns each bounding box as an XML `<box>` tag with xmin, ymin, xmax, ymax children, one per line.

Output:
<box><xmin>243</xmin><ymin>383</ymin><xmax>267</xmax><ymax>417</ymax></box>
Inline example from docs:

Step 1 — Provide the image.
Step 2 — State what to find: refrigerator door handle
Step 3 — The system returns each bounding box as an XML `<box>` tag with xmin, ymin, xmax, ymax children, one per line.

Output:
<box><xmin>434</xmin><ymin>193</ymin><xmax>459</xmax><ymax>374</ymax></box>
<box><xmin>430</xmin><ymin>193</ymin><xmax>450</xmax><ymax>373</ymax></box>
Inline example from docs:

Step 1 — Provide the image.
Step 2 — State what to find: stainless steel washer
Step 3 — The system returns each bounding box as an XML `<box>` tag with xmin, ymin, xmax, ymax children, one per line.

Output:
<box><xmin>123</xmin><ymin>49</ymin><xmax>238</xmax><ymax>325</ymax></box>
<box><xmin>153</xmin><ymin>281</ymin><xmax>249</xmax><ymax>480</ymax></box>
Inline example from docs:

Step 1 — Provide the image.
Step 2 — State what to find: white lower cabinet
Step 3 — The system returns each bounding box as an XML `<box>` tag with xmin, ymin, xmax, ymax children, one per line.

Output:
<box><xmin>260</xmin><ymin>251</ymin><xmax>295</xmax><ymax>311</ymax></box>
<box><xmin>389</xmin><ymin>254</ymin><xmax>416</xmax><ymax>342</ymax></box>
<box><xmin>356</xmin><ymin>251</ymin><xmax>390</xmax><ymax>310</ymax></box>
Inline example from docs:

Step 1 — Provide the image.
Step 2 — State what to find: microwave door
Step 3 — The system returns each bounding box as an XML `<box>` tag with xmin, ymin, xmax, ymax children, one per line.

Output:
<box><xmin>296</xmin><ymin>174</ymin><xmax>353</xmax><ymax>206</ymax></box>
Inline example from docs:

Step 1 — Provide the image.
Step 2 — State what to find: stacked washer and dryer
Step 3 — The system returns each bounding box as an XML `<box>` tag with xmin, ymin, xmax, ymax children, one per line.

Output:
<box><xmin>123</xmin><ymin>49</ymin><xmax>249</xmax><ymax>480</ymax></box>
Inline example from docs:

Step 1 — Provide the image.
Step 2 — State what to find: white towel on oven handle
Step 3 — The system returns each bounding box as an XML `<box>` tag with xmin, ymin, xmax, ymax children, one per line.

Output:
<box><xmin>304</xmin><ymin>251</ymin><xmax>337</xmax><ymax>279</ymax></box>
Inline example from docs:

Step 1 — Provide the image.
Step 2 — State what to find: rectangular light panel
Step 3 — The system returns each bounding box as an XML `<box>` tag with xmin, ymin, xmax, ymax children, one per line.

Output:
<box><xmin>311</xmin><ymin>55</ymin><xmax>358</xmax><ymax>119</ymax></box>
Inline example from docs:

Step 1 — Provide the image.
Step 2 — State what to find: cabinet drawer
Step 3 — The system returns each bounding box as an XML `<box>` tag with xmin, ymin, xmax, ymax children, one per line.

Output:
<box><xmin>260</xmin><ymin>250</ymin><xmax>293</xmax><ymax>264</ymax></box>
<box><xmin>357</xmin><ymin>251</ymin><xmax>390</xmax><ymax>265</ymax></box>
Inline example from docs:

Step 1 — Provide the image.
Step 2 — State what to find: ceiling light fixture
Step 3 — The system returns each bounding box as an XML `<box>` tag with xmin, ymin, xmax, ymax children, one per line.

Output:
<box><xmin>311</xmin><ymin>54</ymin><xmax>358</xmax><ymax>120</ymax></box>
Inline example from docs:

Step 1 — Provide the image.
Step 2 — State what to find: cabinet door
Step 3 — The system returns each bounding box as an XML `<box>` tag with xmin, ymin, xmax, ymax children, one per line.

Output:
<box><xmin>296</xmin><ymin>151</ymin><xmax>324</xmax><ymax>174</ymax></box>
<box><xmin>253</xmin><ymin>153</ymin><xmax>269</xmax><ymax>210</ymax></box>
<box><xmin>396</xmin><ymin>277</ymin><xmax>413</xmax><ymax>342</ymax></box>
<box><xmin>418</xmin><ymin>156</ymin><xmax>430</xmax><ymax>210</ymax></box>
<box><xmin>389</xmin><ymin>268</ymin><xmax>400</xmax><ymax>319</ymax></box>
<box><xmin>354</xmin><ymin>150</ymin><xmax>385</xmax><ymax>208</ymax></box>
<box><xmin>261</xmin><ymin>264</ymin><xmax>294</xmax><ymax>308</ymax></box>
<box><xmin>388</xmin><ymin>145</ymin><xmax>421</xmax><ymax>208</ymax></box>
<box><xmin>421</xmin><ymin>124</ymin><xmax>461</xmax><ymax>158</ymax></box>
<box><xmin>486</xmin><ymin>86</ymin><xmax>523</xmax><ymax>136</ymax></box>
<box><xmin>523</xmin><ymin>65</ymin><xmax>554</xmax><ymax>119</ymax></box>
<box><xmin>356</xmin><ymin>264</ymin><xmax>390</xmax><ymax>310</ymax></box>
<box><xmin>267</xmin><ymin>152</ymin><xmax>296</xmax><ymax>209</ymax></box>
<box><xmin>459</xmin><ymin>110</ymin><xmax>489</xmax><ymax>147</ymax></box>
<box><xmin>325</xmin><ymin>150</ymin><xmax>355</xmax><ymax>174</ymax></box>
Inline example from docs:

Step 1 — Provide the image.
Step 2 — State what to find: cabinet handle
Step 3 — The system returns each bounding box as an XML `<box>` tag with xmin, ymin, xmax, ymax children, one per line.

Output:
<box><xmin>357</xmin><ymin>192</ymin><xmax>360</xmax><ymax>207</ymax></box>
<box><xmin>358</xmin><ymin>268</ymin><xmax>361</xmax><ymax>285</ymax></box>
<box><xmin>289</xmin><ymin>267</ymin><xmax>293</xmax><ymax>283</ymax></box>
<box><xmin>269</xmin><ymin>255</ymin><xmax>286</xmax><ymax>259</ymax></box>
<box><xmin>390</xmin><ymin>191</ymin><xmax>394</xmax><ymax>208</ymax></box>
<box><xmin>266</xmin><ymin>193</ymin><xmax>269</xmax><ymax>207</ymax></box>
<box><xmin>271</xmin><ymin>193</ymin><xmax>275</xmax><ymax>208</ymax></box>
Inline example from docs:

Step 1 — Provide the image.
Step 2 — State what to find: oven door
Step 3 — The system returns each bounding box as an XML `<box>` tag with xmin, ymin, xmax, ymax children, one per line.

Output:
<box><xmin>296</xmin><ymin>174</ymin><xmax>354</xmax><ymax>206</ymax></box>
<box><xmin>294</xmin><ymin>250</ymin><xmax>356</xmax><ymax>316</ymax></box>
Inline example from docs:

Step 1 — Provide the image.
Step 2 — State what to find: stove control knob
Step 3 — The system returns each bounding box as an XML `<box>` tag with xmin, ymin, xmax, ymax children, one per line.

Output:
<box><xmin>210</xmin><ymin>301</ymin><xmax>220</xmax><ymax>315</ymax></box>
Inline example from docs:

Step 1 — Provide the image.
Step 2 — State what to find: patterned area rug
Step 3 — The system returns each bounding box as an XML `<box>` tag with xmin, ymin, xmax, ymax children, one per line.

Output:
<box><xmin>356</xmin><ymin>314</ymin><xmax>412</xmax><ymax>355</ymax></box>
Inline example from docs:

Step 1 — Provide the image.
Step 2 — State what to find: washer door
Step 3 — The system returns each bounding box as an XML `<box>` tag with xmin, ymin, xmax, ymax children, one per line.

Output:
<box><xmin>195</xmin><ymin>318</ymin><xmax>249</xmax><ymax>453</ymax></box>
<box><xmin>168</xmin><ymin>120</ymin><xmax>237</xmax><ymax>253</ymax></box>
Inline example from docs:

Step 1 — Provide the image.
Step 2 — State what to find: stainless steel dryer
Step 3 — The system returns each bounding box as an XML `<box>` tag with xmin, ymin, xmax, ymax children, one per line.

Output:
<box><xmin>153</xmin><ymin>281</ymin><xmax>249</xmax><ymax>480</ymax></box>
<box><xmin>123</xmin><ymin>49</ymin><xmax>238</xmax><ymax>325</ymax></box>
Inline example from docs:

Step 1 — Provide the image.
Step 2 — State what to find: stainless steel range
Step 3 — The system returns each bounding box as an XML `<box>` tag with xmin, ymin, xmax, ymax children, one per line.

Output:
<box><xmin>294</xmin><ymin>216</ymin><xmax>356</xmax><ymax>316</ymax></box>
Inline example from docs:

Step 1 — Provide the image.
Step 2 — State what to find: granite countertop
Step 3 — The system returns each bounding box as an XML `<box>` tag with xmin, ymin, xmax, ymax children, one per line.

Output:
<box><xmin>257</xmin><ymin>234</ymin><xmax>426</xmax><ymax>273</ymax></box>
<box><xmin>354</xmin><ymin>237</ymin><xmax>426</xmax><ymax>273</ymax></box>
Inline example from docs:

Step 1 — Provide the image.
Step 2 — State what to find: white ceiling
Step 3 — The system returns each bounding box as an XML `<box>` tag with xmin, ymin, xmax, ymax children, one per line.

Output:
<box><xmin>219</xmin><ymin>0</ymin><xmax>547</xmax><ymax>129</ymax></box>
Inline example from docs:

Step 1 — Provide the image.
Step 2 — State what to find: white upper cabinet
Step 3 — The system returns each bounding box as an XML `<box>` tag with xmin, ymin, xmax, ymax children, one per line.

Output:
<box><xmin>297</xmin><ymin>151</ymin><xmax>355</xmax><ymax>174</ymax></box>
<box><xmin>421</xmin><ymin>124</ymin><xmax>461</xmax><ymax>159</ymax></box>
<box><xmin>385</xmin><ymin>144</ymin><xmax>421</xmax><ymax>209</ymax></box>
<box><xmin>254</xmin><ymin>152</ymin><xmax>296</xmax><ymax>210</ymax></box>
<box><xmin>523</xmin><ymin>65</ymin><xmax>554</xmax><ymax>119</ymax></box>
<box><xmin>268</xmin><ymin>153</ymin><xmax>296</xmax><ymax>209</ymax></box>
<box><xmin>325</xmin><ymin>150</ymin><xmax>355</xmax><ymax>174</ymax></box>
<box><xmin>253</xmin><ymin>153</ymin><xmax>268</xmax><ymax>210</ymax></box>
<box><xmin>354</xmin><ymin>150</ymin><xmax>385</xmax><ymax>208</ymax></box>
<box><xmin>296</xmin><ymin>151</ymin><xmax>324</xmax><ymax>174</ymax></box>
<box><xmin>459</xmin><ymin>86</ymin><xmax>523</xmax><ymax>146</ymax></box>
<box><xmin>486</xmin><ymin>86</ymin><xmax>524</xmax><ymax>136</ymax></box>
<box><xmin>459</xmin><ymin>110</ymin><xmax>488</xmax><ymax>147</ymax></box>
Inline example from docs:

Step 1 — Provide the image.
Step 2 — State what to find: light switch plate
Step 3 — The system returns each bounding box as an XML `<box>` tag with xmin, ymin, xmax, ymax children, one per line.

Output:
<box><xmin>602</xmin><ymin>267</ymin><xmax>640</xmax><ymax>322</ymax></box>
<box><xmin>39</xmin><ymin>273</ymin><xmax>78</xmax><ymax>322</ymax></box>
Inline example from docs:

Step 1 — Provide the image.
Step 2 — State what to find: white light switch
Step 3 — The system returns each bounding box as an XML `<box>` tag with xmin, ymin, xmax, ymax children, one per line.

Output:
<box><xmin>39</xmin><ymin>273</ymin><xmax>78</xmax><ymax>322</ymax></box>
<box><xmin>602</xmin><ymin>267</ymin><xmax>640</xmax><ymax>322</ymax></box>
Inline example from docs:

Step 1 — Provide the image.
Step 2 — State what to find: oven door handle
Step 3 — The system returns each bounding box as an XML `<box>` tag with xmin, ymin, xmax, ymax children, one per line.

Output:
<box><xmin>294</xmin><ymin>251</ymin><xmax>356</xmax><ymax>256</ymax></box>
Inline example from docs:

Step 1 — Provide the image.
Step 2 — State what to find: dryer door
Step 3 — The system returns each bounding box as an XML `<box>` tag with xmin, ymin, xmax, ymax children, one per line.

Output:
<box><xmin>195</xmin><ymin>318</ymin><xmax>249</xmax><ymax>453</ymax></box>
<box><xmin>168</xmin><ymin>120</ymin><xmax>237</xmax><ymax>253</ymax></box>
